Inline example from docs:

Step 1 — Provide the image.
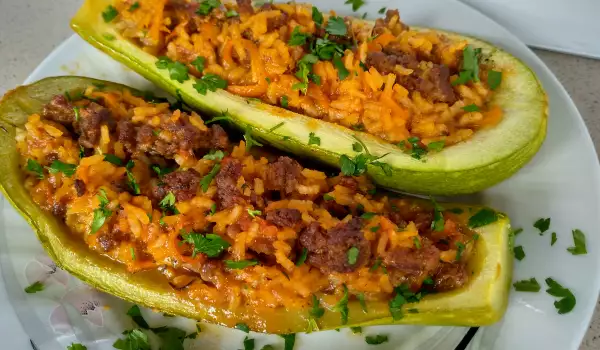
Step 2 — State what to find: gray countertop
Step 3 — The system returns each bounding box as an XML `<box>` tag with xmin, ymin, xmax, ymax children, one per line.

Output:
<box><xmin>1</xmin><ymin>0</ymin><xmax>599</xmax><ymax>349</ymax></box>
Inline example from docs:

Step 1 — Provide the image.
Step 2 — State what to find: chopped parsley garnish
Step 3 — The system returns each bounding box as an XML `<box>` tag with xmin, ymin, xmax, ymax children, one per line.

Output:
<box><xmin>129</xmin><ymin>2</ymin><xmax>140</xmax><ymax>11</ymax></box>
<box><xmin>326</xmin><ymin>16</ymin><xmax>348</xmax><ymax>36</ymax></box>
<box><xmin>193</xmin><ymin>74</ymin><xmax>228</xmax><ymax>95</ymax></box>
<box><xmin>288</xmin><ymin>26</ymin><xmax>311</xmax><ymax>46</ymax></box>
<box><xmin>351</xmin><ymin>326</ymin><xmax>362</xmax><ymax>334</ymax></box>
<box><xmin>191</xmin><ymin>56</ymin><xmax>206</xmax><ymax>72</ymax></box>
<box><xmin>398</xmin><ymin>136</ymin><xmax>428</xmax><ymax>160</ymax></box>
<box><xmin>113</xmin><ymin>329</ymin><xmax>150</xmax><ymax>350</ymax></box>
<box><xmin>332</xmin><ymin>53</ymin><xmax>350</xmax><ymax>80</ymax></box>
<box><xmin>26</xmin><ymin>159</ymin><xmax>44</xmax><ymax>179</ymax></box>
<box><xmin>361</xmin><ymin>13</ymin><xmax>367</xmax><ymax>19</ymax></box>
<box><xmin>361</xmin><ymin>212</ymin><xmax>376</xmax><ymax>219</ymax></box>
<box><xmin>205</xmin><ymin>112</ymin><xmax>232</xmax><ymax>124</ymax></box>
<box><xmin>551</xmin><ymin>232</ymin><xmax>557</xmax><ymax>246</ymax></box>
<box><xmin>430</xmin><ymin>197</ymin><xmax>445</xmax><ymax>232</ymax></box>
<box><xmin>24</xmin><ymin>281</ymin><xmax>44</xmax><ymax>293</ymax></box>
<box><xmin>235</xmin><ymin>323</ymin><xmax>250</xmax><ymax>333</ymax></box>
<box><xmin>279</xmin><ymin>334</ymin><xmax>296</xmax><ymax>350</ymax></box>
<box><xmin>567</xmin><ymin>229</ymin><xmax>587</xmax><ymax>255</ymax></box>
<box><xmin>73</xmin><ymin>106</ymin><xmax>81</xmax><ymax>121</ymax></box>
<box><xmin>126</xmin><ymin>305</ymin><xmax>150</xmax><ymax>329</ymax></box>
<box><xmin>225</xmin><ymin>259</ymin><xmax>259</xmax><ymax>269</ymax></box>
<box><xmin>209</xmin><ymin>203</ymin><xmax>217</xmax><ymax>215</ymax></box>
<box><xmin>125</xmin><ymin>160</ymin><xmax>141</xmax><ymax>195</ymax></box>
<box><xmin>388</xmin><ymin>284</ymin><xmax>425</xmax><ymax>320</ymax></box>
<box><xmin>352</xmin><ymin>142</ymin><xmax>363</xmax><ymax>152</ymax></box>
<box><xmin>357</xmin><ymin>292</ymin><xmax>367</xmax><ymax>313</ymax></box>
<box><xmin>487</xmin><ymin>70</ymin><xmax>502</xmax><ymax>90</ymax></box>
<box><xmin>226</xmin><ymin>9</ymin><xmax>239</xmax><ymax>17</ymax></box>
<box><xmin>247</xmin><ymin>208</ymin><xmax>262</xmax><ymax>217</ymax></box>
<box><xmin>79</xmin><ymin>146</ymin><xmax>86</xmax><ymax>159</ymax></box>
<box><xmin>244</xmin><ymin>129</ymin><xmax>263</xmax><ymax>152</ymax></box>
<box><xmin>365</xmin><ymin>335</ymin><xmax>388</xmax><ymax>345</ymax></box>
<box><xmin>347</xmin><ymin>246</ymin><xmax>359</xmax><ymax>265</ymax></box>
<box><xmin>155</xmin><ymin>56</ymin><xmax>189</xmax><ymax>83</ymax></box>
<box><xmin>308</xmin><ymin>132</ymin><xmax>321</xmax><ymax>146</ymax></box>
<box><xmin>91</xmin><ymin>189</ymin><xmax>112</xmax><ymax>233</ymax></box>
<box><xmin>452</xmin><ymin>45</ymin><xmax>482</xmax><ymax>86</ymax></box>
<box><xmin>427</xmin><ymin>141</ymin><xmax>445</xmax><ymax>152</ymax></box>
<box><xmin>462</xmin><ymin>104</ymin><xmax>480</xmax><ymax>112</ymax></box>
<box><xmin>545</xmin><ymin>278</ymin><xmax>576</xmax><ymax>314</ymax></box>
<box><xmin>203</xmin><ymin>150</ymin><xmax>226</xmax><ymax>161</ymax></box>
<box><xmin>370</xmin><ymin>257</ymin><xmax>382</xmax><ymax>272</ymax></box>
<box><xmin>512</xmin><ymin>227</ymin><xmax>524</xmax><ymax>235</ymax></box>
<box><xmin>296</xmin><ymin>247</ymin><xmax>308</xmax><ymax>266</ymax></box>
<box><xmin>46</xmin><ymin>160</ymin><xmax>77</xmax><ymax>177</ymax></box>
<box><xmin>344</xmin><ymin>0</ymin><xmax>364</xmax><ymax>11</ymax></box>
<box><xmin>407</xmin><ymin>308</ymin><xmax>419</xmax><ymax>313</ymax></box>
<box><xmin>152</xmin><ymin>326</ymin><xmax>195</xmax><ymax>350</ymax></box>
<box><xmin>314</xmin><ymin>37</ymin><xmax>344</xmax><ymax>60</ymax></box>
<box><xmin>268</xmin><ymin>122</ymin><xmax>285</xmax><ymax>133</ymax></box>
<box><xmin>196</xmin><ymin>0</ymin><xmax>220</xmax><ymax>15</ymax></box>
<box><xmin>311</xmin><ymin>6</ymin><xmax>323</xmax><ymax>27</ymax></box>
<box><xmin>309</xmin><ymin>294</ymin><xmax>325</xmax><ymax>319</ymax></box>
<box><xmin>243</xmin><ymin>336</ymin><xmax>254</xmax><ymax>350</ymax></box>
<box><xmin>130</xmin><ymin>247</ymin><xmax>136</xmax><ymax>260</ymax></box>
<box><xmin>423</xmin><ymin>276</ymin><xmax>434</xmax><ymax>285</ymax></box>
<box><xmin>514</xmin><ymin>245</ymin><xmax>525</xmax><ymax>261</ymax></box>
<box><xmin>104</xmin><ymin>154</ymin><xmax>122</xmax><ymax>166</ymax></box>
<box><xmin>513</xmin><ymin>278</ymin><xmax>541</xmax><ymax>292</ymax></box>
<box><xmin>280</xmin><ymin>95</ymin><xmax>289</xmax><ymax>108</ymax></box>
<box><xmin>200</xmin><ymin>164</ymin><xmax>221</xmax><ymax>192</ymax></box>
<box><xmin>159</xmin><ymin>192</ymin><xmax>179</xmax><ymax>215</ymax></box>
<box><xmin>151</xmin><ymin>164</ymin><xmax>175</xmax><ymax>178</ymax></box>
<box><xmin>323</xmin><ymin>193</ymin><xmax>334</xmax><ymax>201</ymax></box>
<box><xmin>102</xmin><ymin>5</ymin><xmax>118</xmax><ymax>22</ymax></box>
<box><xmin>413</xmin><ymin>236</ymin><xmax>422</xmax><ymax>249</ymax></box>
<box><xmin>534</xmin><ymin>218</ymin><xmax>551</xmax><ymax>234</ymax></box>
<box><xmin>370</xmin><ymin>225</ymin><xmax>380</xmax><ymax>232</ymax></box>
<box><xmin>181</xmin><ymin>231</ymin><xmax>230</xmax><ymax>258</ymax></box>
<box><xmin>378</xmin><ymin>7</ymin><xmax>387</xmax><ymax>14</ymax></box>
<box><xmin>455</xmin><ymin>242</ymin><xmax>466</xmax><ymax>261</ymax></box>
<box><xmin>468</xmin><ymin>208</ymin><xmax>498</xmax><ymax>228</ymax></box>
<box><xmin>332</xmin><ymin>284</ymin><xmax>349</xmax><ymax>324</ymax></box>
<box><xmin>339</xmin><ymin>137</ymin><xmax>390</xmax><ymax>176</ymax></box>
<box><xmin>67</xmin><ymin>344</ymin><xmax>87</xmax><ymax>350</ymax></box>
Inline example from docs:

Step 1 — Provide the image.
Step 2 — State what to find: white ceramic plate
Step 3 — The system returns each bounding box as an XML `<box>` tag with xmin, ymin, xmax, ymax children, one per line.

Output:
<box><xmin>1</xmin><ymin>0</ymin><xmax>599</xmax><ymax>349</ymax></box>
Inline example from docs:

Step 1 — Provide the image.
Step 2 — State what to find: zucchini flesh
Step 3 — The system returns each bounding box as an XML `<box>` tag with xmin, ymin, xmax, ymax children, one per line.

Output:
<box><xmin>0</xmin><ymin>77</ymin><xmax>512</xmax><ymax>333</ymax></box>
<box><xmin>71</xmin><ymin>0</ymin><xmax>547</xmax><ymax>195</ymax></box>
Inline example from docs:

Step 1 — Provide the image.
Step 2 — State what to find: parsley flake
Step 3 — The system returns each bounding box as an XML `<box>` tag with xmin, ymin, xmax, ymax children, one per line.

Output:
<box><xmin>102</xmin><ymin>5</ymin><xmax>118</xmax><ymax>22</ymax></box>
<box><xmin>308</xmin><ymin>132</ymin><xmax>321</xmax><ymax>146</ymax></box>
<box><xmin>196</xmin><ymin>0</ymin><xmax>220</xmax><ymax>15</ymax></box>
<box><xmin>309</xmin><ymin>294</ymin><xmax>325</xmax><ymax>318</ymax></box>
<box><xmin>326</xmin><ymin>16</ymin><xmax>348</xmax><ymax>36</ymax></box>
<box><xmin>513</xmin><ymin>278</ymin><xmax>541</xmax><ymax>292</ymax></box>
<box><xmin>311</xmin><ymin>6</ymin><xmax>323</xmax><ymax>27</ymax></box>
<box><xmin>247</xmin><ymin>208</ymin><xmax>262</xmax><ymax>217</ymax></box>
<box><xmin>225</xmin><ymin>259</ymin><xmax>258</xmax><ymax>269</ymax></box>
<box><xmin>279</xmin><ymin>334</ymin><xmax>296</xmax><ymax>350</ymax></box>
<box><xmin>67</xmin><ymin>344</ymin><xmax>87</xmax><ymax>350</ymax></box>
<box><xmin>347</xmin><ymin>246</ymin><xmax>359</xmax><ymax>265</ymax></box>
<box><xmin>296</xmin><ymin>247</ymin><xmax>308</xmax><ymax>266</ymax></box>
<box><xmin>427</xmin><ymin>141</ymin><xmax>445</xmax><ymax>152</ymax></box>
<box><xmin>226</xmin><ymin>9</ymin><xmax>239</xmax><ymax>17</ymax></box>
<box><xmin>332</xmin><ymin>53</ymin><xmax>350</xmax><ymax>80</ymax></box>
<box><xmin>193</xmin><ymin>74</ymin><xmax>228</xmax><ymax>95</ymax></box>
<box><xmin>91</xmin><ymin>189</ymin><xmax>112</xmax><ymax>233</ymax></box>
<box><xmin>104</xmin><ymin>154</ymin><xmax>122</xmax><ymax>166</ymax></box>
<box><xmin>352</xmin><ymin>142</ymin><xmax>363</xmax><ymax>152</ymax></box>
<box><xmin>280</xmin><ymin>95</ymin><xmax>289</xmax><ymax>108</ymax></box>
<box><xmin>191</xmin><ymin>56</ymin><xmax>206</xmax><ymax>73</ymax></box>
<box><xmin>24</xmin><ymin>281</ymin><xmax>44</xmax><ymax>293</ymax></box>
<box><xmin>236</xmin><ymin>323</ymin><xmax>250</xmax><ymax>333</ymax></box>
<box><xmin>551</xmin><ymin>232</ymin><xmax>557</xmax><ymax>246</ymax></box>
<box><xmin>357</xmin><ymin>292</ymin><xmax>367</xmax><ymax>313</ymax></box>
<box><xmin>567</xmin><ymin>229</ymin><xmax>587</xmax><ymax>255</ymax></box>
<box><xmin>534</xmin><ymin>218</ymin><xmax>551</xmax><ymax>234</ymax></box>
<box><xmin>487</xmin><ymin>70</ymin><xmax>502</xmax><ymax>90</ymax></box>
<box><xmin>126</xmin><ymin>305</ymin><xmax>150</xmax><ymax>329</ymax></box>
<box><xmin>113</xmin><ymin>329</ymin><xmax>150</xmax><ymax>350</ymax></box>
<box><xmin>129</xmin><ymin>2</ymin><xmax>140</xmax><ymax>11</ymax></box>
<box><xmin>181</xmin><ymin>231</ymin><xmax>230</xmax><ymax>258</ymax></box>
<box><xmin>332</xmin><ymin>284</ymin><xmax>349</xmax><ymax>324</ymax></box>
<box><xmin>288</xmin><ymin>26</ymin><xmax>311</xmax><ymax>46</ymax></box>
<box><xmin>545</xmin><ymin>278</ymin><xmax>576</xmax><ymax>314</ymax></box>
<box><xmin>378</xmin><ymin>7</ymin><xmax>386</xmax><ymax>14</ymax></box>
<box><xmin>200</xmin><ymin>164</ymin><xmax>221</xmax><ymax>192</ymax></box>
<box><xmin>26</xmin><ymin>159</ymin><xmax>44</xmax><ymax>179</ymax></box>
<box><xmin>468</xmin><ymin>208</ymin><xmax>498</xmax><ymax>228</ymax></box>
<box><xmin>514</xmin><ymin>245</ymin><xmax>525</xmax><ymax>261</ymax></box>
<box><xmin>462</xmin><ymin>104</ymin><xmax>480</xmax><ymax>112</ymax></box>
<box><xmin>344</xmin><ymin>0</ymin><xmax>365</xmax><ymax>12</ymax></box>
<box><xmin>365</xmin><ymin>335</ymin><xmax>388</xmax><ymax>345</ymax></box>
<box><xmin>430</xmin><ymin>197</ymin><xmax>445</xmax><ymax>232</ymax></box>
<box><xmin>244</xmin><ymin>129</ymin><xmax>263</xmax><ymax>151</ymax></box>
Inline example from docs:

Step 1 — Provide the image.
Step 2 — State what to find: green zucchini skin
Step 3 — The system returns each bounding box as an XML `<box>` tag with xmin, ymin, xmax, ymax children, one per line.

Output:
<box><xmin>70</xmin><ymin>0</ymin><xmax>547</xmax><ymax>195</ymax></box>
<box><xmin>0</xmin><ymin>76</ymin><xmax>512</xmax><ymax>333</ymax></box>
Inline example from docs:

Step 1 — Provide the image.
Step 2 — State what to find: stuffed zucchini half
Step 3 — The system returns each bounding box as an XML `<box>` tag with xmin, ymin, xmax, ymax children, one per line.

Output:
<box><xmin>71</xmin><ymin>0</ymin><xmax>547</xmax><ymax>195</ymax></box>
<box><xmin>0</xmin><ymin>76</ymin><xmax>512</xmax><ymax>333</ymax></box>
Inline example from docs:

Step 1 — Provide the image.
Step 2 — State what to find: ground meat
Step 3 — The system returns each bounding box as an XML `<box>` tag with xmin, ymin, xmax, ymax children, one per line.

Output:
<box><xmin>210</xmin><ymin>124</ymin><xmax>230</xmax><ymax>150</ymax></box>
<box><xmin>298</xmin><ymin>217</ymin><xmax>370</xmax><ymax>273</ymax></box>
<box><xmin>236</xmin><ymin>0</ymin><xmax>254</xmax><ymax>14</ymax></box>
<box><xmin>98</xmin><ymin>225</ymin><xmax>131</xmax><ymax>252</ymax></box>
<box><xmin>266</xmin><ymin>208</ymin><xmax>301</xmax><ymax>227</ymax></box>
<box><xmin>337</xmin><ymin>176</ymin><xmax>360</xmax><ymax>192</ymax></box>
<box><xmin>259</xmin><ymin>3</ymin><xmax>288</xmax><ymax>32</ymax></box>
<box><xmin>42</xmin><ymin>95</ymin><xmax>75</xmax><ymax>125</ymax></box>
<box><xmin>156</xmin><ymin>169</ymin><xmax>202</xmax><ymax>202</ymax></box>
<box><xmin>250</xmin><ymin>236</ymin><xmax>276</xmax><ymax>255</ymax></box>
<box><xmin>215</xmin><ymin>158</ymin><xmax>245</xmax><ymax>209</ymax></box>
<box><xmin>111</xmin><ymin>174</ymin><xmax>130</xmax><ymax>194</ymax></box>
<box><xmin>265</xmin><ymin>156</ymin><xmax>304</xmax><ymax>194</ymax></box>
<box><xmin>116</xmin><ymin>120</ymin><xmax>137</xmax><ymax>154</ymax></box>
<box><xmin>433</xmin><ymin>263</ymin><xmax>467</xmax><ymax>292</ymax></box>
<box><xmin>372</xmin><ymin>9</ymin><xmax>407</xmax><ymax>36</ymax></box>
<box><xmin>366</xmin><ymin>49</ymin><xmax>456</xmax><ymax>103</ymax></box>
<box><xmin>51</xmin><ymin>200</ymin><xmax>67</xmax><ymax>217</ymax></box>
<box><xmin>74</xmin><ymin>179</ymin><xmax>86</xmax><ymax>197</ymax></box>
<box><xmin>76</xmin><ymin>103</ymin><xmax>114</xmax><ymax>148</ymax></box>
<box><xmin>321</xmin><ymin>201</ymin><xmax>350</xmax><ymax>220</ymax></box>
<box><xmin>383</xmin><ymin>243</ymin><xmax>441</xmax><ymax>288</ymax></box>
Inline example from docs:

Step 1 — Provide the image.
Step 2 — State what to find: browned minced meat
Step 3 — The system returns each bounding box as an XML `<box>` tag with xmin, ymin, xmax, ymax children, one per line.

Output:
<box><xmin>42</xmin><ymin>95</ymin><xmax>75</xmax><ymax>124</ymax></box>
<box><xmin>214</xmin><ymin>157</ymin><xmax>245</xmax><ymax>209</ymax></box>
<box><xmin>388</xmin><ymin>209</ymin><xmax>433</xmax><ymax>232</ymax></box>
<box><xmin>372</xmin><ymin>9</ymin><xmax>408</xmax><ymax>36</ymax></box>
<box><xmin>76</xmin><ymin>102</ymin><xmax>115</xmax><ymax>148</ymax></box>
<box><xmin>264</xmin><ymin>156</ymin><xmax>304</xmax><ymax>194</ymax></box>
<box><xmin>259</xmin><ymin>3</ymin><xmax>288</xmax><ymax>32</ymax></box>
<box><xmin>98</xmin><ymin>225</ymin><xmax>131</xmax><ymax>252</ymax></box>
<box><xmin>152</xmin><ymin>169</ymin><xmax>201</xmax><ymax>202</ymax></box>
<box><xmin>266</xmin><ymin>208</ymin><xmax>302</xmax><ymax>227</ymax></box>
<box><xmin>116</xmin><ymin>120</ymin><xmax>137</xmax><ymax>154</ymax></box>
<box><xmin>136</xmin><ymin>118</ymin><xmax>229</xmax><ymax>159</ymax></box>
<box><xmin>236</xmin><ymin>0</ymin><xmax>253</xmax><ymax>15</ymax></box>
<box><xmin>383</xmin><ymin>242</ymin><xmax>441</xmax><ymax>288</ymax></box>
<box><xmin>74</xmin><ymin>179</ymin><xmax>87</xmax><ymax>197</ymax></box>
<box><xmin>299</xmin><ymin>217</ymin><xmax>370</xmax><ymax>273</ymax></box>
<box><xmin>365</xmin><ymin>48</ymin><xmax>457</xmax><ymax>104</ymax></box>
<box><xmin>433</xmin><ymin>263</ymin><xmax>467</xmax><ymax>292</ymax></box>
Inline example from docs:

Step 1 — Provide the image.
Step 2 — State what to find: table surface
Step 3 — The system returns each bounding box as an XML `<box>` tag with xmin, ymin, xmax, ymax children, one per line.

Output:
<box><xmin>1</xmin><ymin>0</ymin><xmax>599</xmax><ymax>349</ymax></box>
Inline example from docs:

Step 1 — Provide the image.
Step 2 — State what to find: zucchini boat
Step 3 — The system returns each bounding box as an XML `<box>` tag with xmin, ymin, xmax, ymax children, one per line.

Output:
<box><xmin>0</xmin><ymin>76</ymin><xmax>512</xmax><ymax>333</ymax></box>
<box><xmin>71</xmin><ymin>0</ymin><xmax>547</xmax><ymax>195</ymax></box>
